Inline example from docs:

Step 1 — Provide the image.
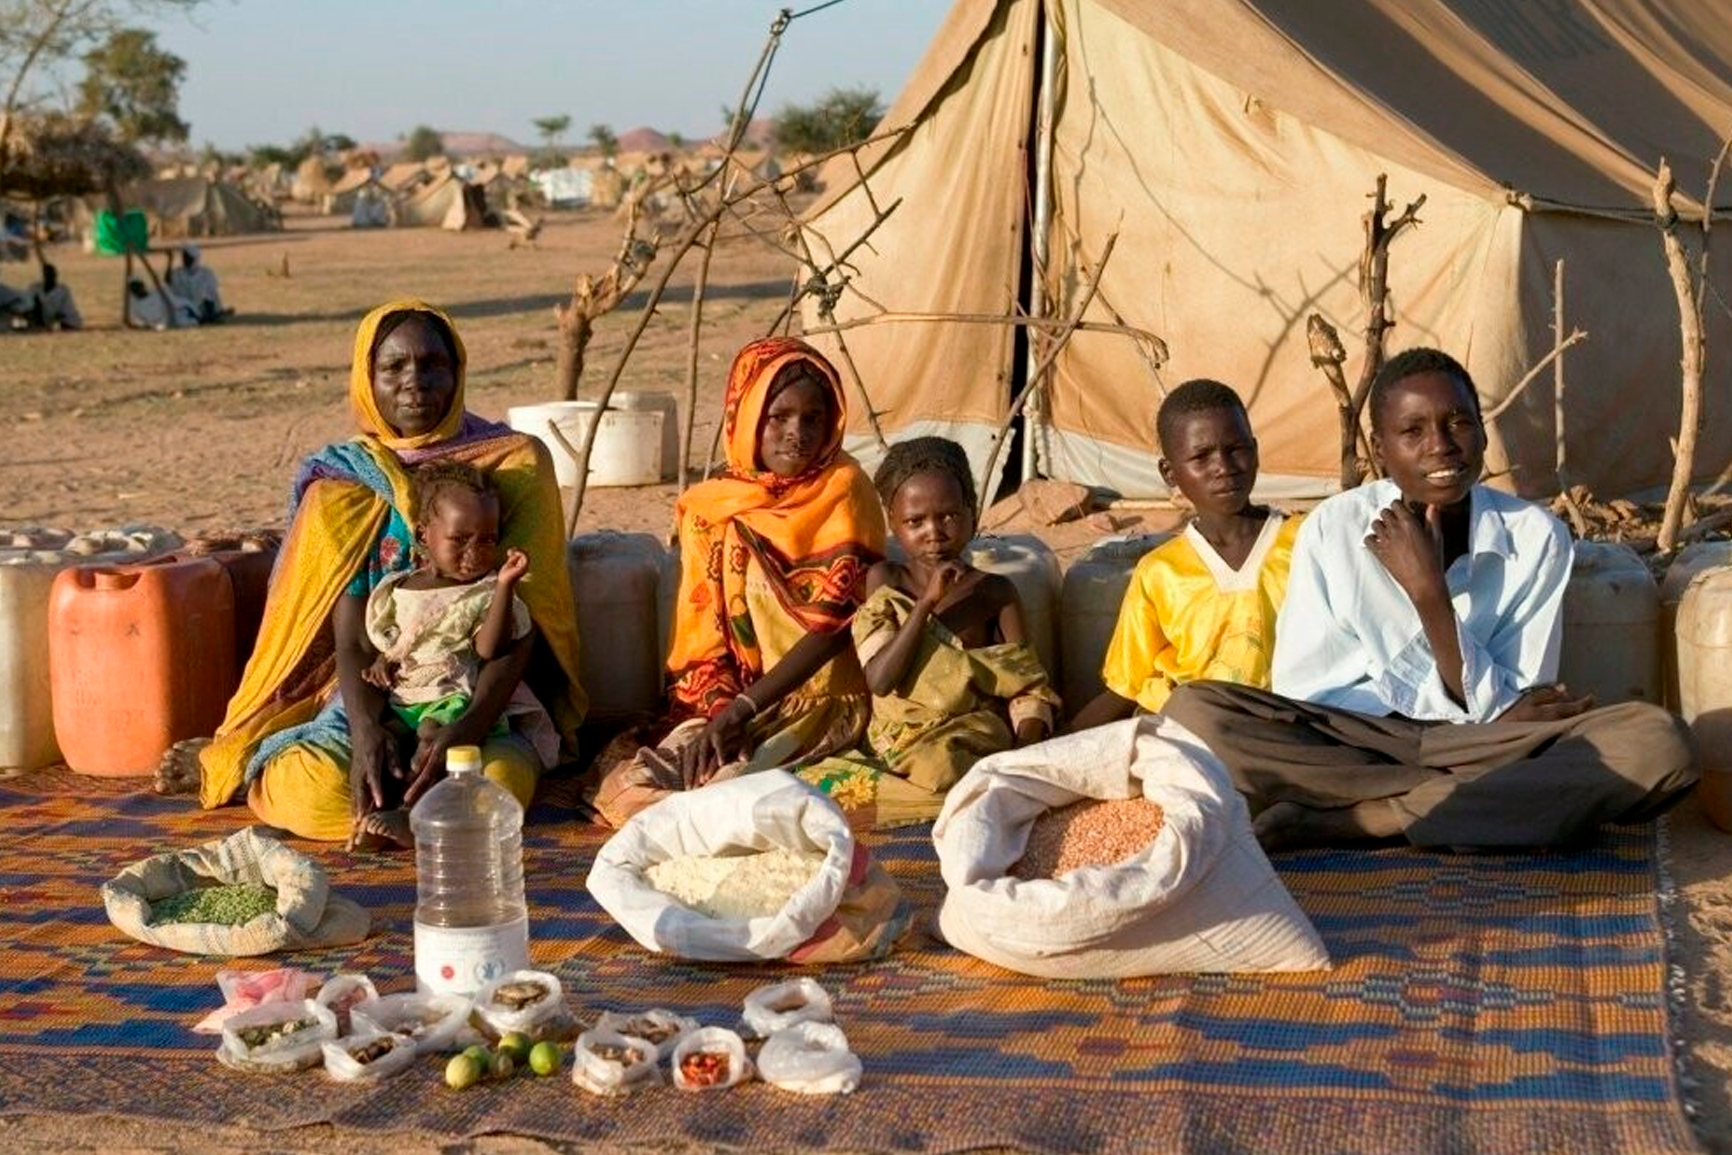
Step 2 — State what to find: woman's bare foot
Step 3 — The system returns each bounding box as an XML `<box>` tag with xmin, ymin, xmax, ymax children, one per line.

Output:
<box><xmin>154</xmin><ymin>738</ymin><xmax>210</xmax><ymax>795</ymax></box>
<box><xmin>347</xmin><ymin>809</ymin><xmax>413</xmax><ymax>852</ymax></box>
<box><xmin>1254</xmin><ymin>799</ymin><xmax>1405</xmax><ymax>853</ymax></box>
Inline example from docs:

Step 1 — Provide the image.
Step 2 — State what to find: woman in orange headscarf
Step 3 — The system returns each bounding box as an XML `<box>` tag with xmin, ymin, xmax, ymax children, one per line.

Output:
<box><xmin>590</xmin><ymin>337</ymin><xmax>886</xmax><ymax>827</ymax></box>
<box><xmin>167</xmin><ymin>300</ymin><xmax>585</xmax><ymax>844</ymax></box>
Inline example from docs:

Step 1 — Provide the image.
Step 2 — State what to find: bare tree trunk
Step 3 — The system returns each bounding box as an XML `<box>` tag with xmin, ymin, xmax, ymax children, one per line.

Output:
<box><xmin>1654</xmin><ymin>159</ymin><xmax>1708</xmax><ymax>554</ymax></box>
<box><xmin>1336</xmin><ymin>175</ymin><xmax>1426</xmax><ymax>490</ymax></box>
<box><xmin>553</xmin><ymin>310</ymin><xmax>593</xmax><ymax>402</ymax></box>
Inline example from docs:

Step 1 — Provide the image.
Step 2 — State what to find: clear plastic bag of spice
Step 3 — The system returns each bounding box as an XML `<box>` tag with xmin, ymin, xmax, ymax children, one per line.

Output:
<box><xmin>671</xmin><ymin>1026</ymin><xmax>752</xmax><ymax>1091</ymax></box>
<box><xmin>757</xmin><ymin>1022</ymin><xmax>862</xmax><ymax>1095</ymax></box>
<box><xmin>216</xmin><ymin>999</ymin><xmax>337</xmax><ymax>1072</ymax></box>
<box><xmin>571</xmin><ymin>1026</ymin><xmax>662</xmax><ymax>1097</ymax></box>
<box><xmin>321</xmin><ymin>1029</ymin><xmax>417</xmax><ymax>1083</ymax></box>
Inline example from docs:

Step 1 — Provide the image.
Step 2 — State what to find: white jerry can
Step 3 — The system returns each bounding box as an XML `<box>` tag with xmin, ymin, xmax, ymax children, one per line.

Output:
<box><xmin>1059</xmin><ymin>534</ymin><xmax>1173</xmax><ymax>713</ymax></box>
<box><xmin>1557</xmin><ymin>541</ymin><xmax>1659</xmax><ymax>706</ymax></box>
<box><xmin>566</xmin><ymin>532</ymin><xmax>670</xmax><ymax>722</ymax></box>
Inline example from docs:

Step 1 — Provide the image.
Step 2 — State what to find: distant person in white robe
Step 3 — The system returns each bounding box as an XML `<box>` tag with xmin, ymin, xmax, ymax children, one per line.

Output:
<box><xmin>25</xmin><ymin>264</ymin><xmax>81</xmax><ymax>330</ymax></box>
<box><xmin>127</xmin><ymin>278</ymin><xmax>197</xmax><ymax>330</ymax></box>
<box><xmin>166</xmin><ymin>245</ymin><xmax>230</xmax><ymax>322</ymax></box>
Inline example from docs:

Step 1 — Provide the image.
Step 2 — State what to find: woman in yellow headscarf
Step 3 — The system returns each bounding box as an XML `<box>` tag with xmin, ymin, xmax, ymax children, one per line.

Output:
<box><xmin>163</xmin><ymin>300</ymin><xmax>585</xmax><ymax>844</ymax></box>
<box><xmin>589</xmin><ymin>337</ymin><xmax>886</xmax><ymax>827</ymax></box>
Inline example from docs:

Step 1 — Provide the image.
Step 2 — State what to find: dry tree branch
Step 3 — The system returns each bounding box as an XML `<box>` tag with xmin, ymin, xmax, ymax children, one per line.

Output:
<box><xmin>1482</xmin><ymin>329</ymin><xmax>1589</xmax><ymax>420</ymax></box>
<box><xmin>1654</xmin><ymin>157</ymin><xmax>1707</xmax><ymax>555</ymax></box>
<box><xmin>553</xmin><ymin>197</ymin><xmax>657</xmax><ymax>402</ymax></box>
<box><xmin>680</xmin><ymin>219</ymin><xmax>720</xmax><ymax>494</ymax></box>
<box><xmin>1305</xmin><ymin>314</ymin><xmax>1375</xmax><ymax>480</ymax></box>
<box><xmin>972</xmin><ymin>233</ymin><xmax>1149</xmax><ymax>518</ymax></box>
<box><xmin>1337</xmin><ymin>174</ymin><xmax>1426</xmax><ymax>489</ymax></box>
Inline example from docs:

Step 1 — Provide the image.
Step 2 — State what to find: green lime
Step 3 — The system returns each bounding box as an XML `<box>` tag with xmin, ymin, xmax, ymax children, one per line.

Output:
<box><xmin>492</xmin><ymin>1049</ymin><xmax>517</xmax><ymax>1079</ymax></box>
<box><xmin>528</xmin><ymin>1040</ymin><xmax>561</xmax><ymax>1076</ymax></box>
<box><xmin>461</xmin><ymin>1044</ymin><xmax>493</xmax><ymax>1074</ymax></box>
<box><xmin>498</xmin><ymin>1030</ymin><xmax>533</xmax><ymax>1062</ymax></box>
<box><xmin>445</xmin><ymin>1052</ymin><xmax>482</xmax><ymax>1091</ymax></box>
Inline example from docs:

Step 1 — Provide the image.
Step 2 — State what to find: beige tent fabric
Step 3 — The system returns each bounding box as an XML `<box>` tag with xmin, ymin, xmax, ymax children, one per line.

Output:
<box><xmin>802</xmin><ymin>0</ymin><xmax>1732</xmax><ymax>499</ymax></box>
<box><xmin>803</xmin><ymin>0</ymin><xmax>1039</xmax><ymax>474</ymax></box>
<box><xmin>81</xmin><ymin>178</ymin><xmax>277</xmax><ymax>238</ymax></box>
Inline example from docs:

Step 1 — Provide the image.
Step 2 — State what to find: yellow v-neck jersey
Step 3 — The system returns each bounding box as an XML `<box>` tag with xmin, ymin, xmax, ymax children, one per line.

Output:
<box><xmin>1100</xmin><ymin>512</ymin><xmax>1303</xmax><ymax>713</ymax></box>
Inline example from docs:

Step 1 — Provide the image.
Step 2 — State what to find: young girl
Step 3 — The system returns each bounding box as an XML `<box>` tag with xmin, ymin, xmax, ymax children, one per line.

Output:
<box><xmin>587</xmin><ymin>337</ymin><xmax>886</xmax><ymax>829</ymax></box>
<box><xmin>800</xmin><ymin>437</ymin><xmax>1060</xmax><ymax>828</ymax></box>
<box><xmin>352</xmin><ymin>462</ymin><xmax>557</xmax><ymax>847</ymax></box>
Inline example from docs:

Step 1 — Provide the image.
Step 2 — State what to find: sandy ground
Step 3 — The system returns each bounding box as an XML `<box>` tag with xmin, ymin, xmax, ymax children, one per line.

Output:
<box><xmin>2</xmin><ymin>211</ymin><xmax>1730</xmax><ymax>1154</ymax></box>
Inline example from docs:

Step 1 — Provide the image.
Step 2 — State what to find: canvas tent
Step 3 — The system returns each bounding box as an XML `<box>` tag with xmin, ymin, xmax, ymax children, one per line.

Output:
<box><xmin>803</xmin><ymin>0</ymin><xmax>1732</xmax><ymax>500</ymax></box>
<box><xmin>81</xmin><ymin>177</ymin><xmax>278</xmax><ymax>238</ymax></box>
<box><xmin>396</xmin><ymin>172</ymin><xmax>489</xmax><ymax>230</ymax></box>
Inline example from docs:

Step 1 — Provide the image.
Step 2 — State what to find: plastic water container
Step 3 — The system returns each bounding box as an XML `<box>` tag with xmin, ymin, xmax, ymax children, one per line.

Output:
<box><xmin>1557</xmin><ymin>541</ymin><xmax>1660</xmax><ymax>706</ymax></box>
<box><xmin>609</xmin><ymin>391</ymin><xmax>681</xmax><ymax>482</ymax></box>
<box><xmin>410</xmin><ymin>744</ymin><xmax>530</xmax><ymax>995</ymax></box>
<box><xmin>567</xmin><ymin>532</ymin><xmax>668</xmax><ymax>721</ymax></box>
<box><xmin>172</xmin><ymin>539</ymin><xmax>280</xmax><ymax>677</ymax></box>
<box><xmin>507</xmin><ymin>400</ymin><xmax>665</xmax><ymax>488</ymax></box>
<box><xmin>1675</xmin><ymin>568</ymin><xmax>1732</xmax><ymax>831</ymax></box>
<box><xmin>48</xmin><ymin>556</ymin><xmax>235</xmax><ymax>776</ymax></box>
<box><xmin>0</xmin><ymin>526</ymin><xmax>181</xmax><ymax>772</ymax></box>
<box><xmin>1060</xmin><ymin>534</ymin><xmax>1172</xmax><ymax>712</ymax></box>
<box><xmin>1659</xmin><ymin>542</ymin><xmax>1732</xmax><ymax>709</ymax></box>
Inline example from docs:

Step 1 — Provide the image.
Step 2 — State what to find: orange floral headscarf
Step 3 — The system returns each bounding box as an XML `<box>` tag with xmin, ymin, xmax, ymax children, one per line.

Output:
<box><xmin>667</xmin><ymin>337</ymin><xmax>886</xmax><ymax>717</ymax></box>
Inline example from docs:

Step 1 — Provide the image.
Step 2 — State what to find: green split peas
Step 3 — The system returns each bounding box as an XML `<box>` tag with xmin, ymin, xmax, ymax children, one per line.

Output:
<box><xmin>147</xmin><ymin>884</ymin><xmax>278</xmax><ymax>926</ymax></box>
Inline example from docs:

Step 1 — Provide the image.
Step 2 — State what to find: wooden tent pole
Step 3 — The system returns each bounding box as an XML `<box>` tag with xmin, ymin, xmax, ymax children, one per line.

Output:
<box><xmin>1019</xmin><ymin>0</ymin><xmax>1061</xmax><ymax>490</ymax></box>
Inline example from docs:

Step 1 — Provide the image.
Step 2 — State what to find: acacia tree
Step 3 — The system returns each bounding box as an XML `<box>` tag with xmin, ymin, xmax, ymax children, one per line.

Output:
<box><xmin>587</xmin><ymin>122</ymin><xmax>617</xmax><ymax>158</ymax></box>
<box><xmin>76</xmin><ymin>26</ymin><xmax>185</xmax><ymax>144</ymax></box>
<box><xmin>0</xmin><ymin>0</ymin><xmax>202</xmax><ymax>190</ymax></box>
<box><xmin>402</xmin><ymin>124</ymin><xmax>442</xmax><ymax>162</ymax></box>
<box><xmin>772</xmin><ymin>86</ymin><xmax>883</xmax><ymax>154</ymax></box>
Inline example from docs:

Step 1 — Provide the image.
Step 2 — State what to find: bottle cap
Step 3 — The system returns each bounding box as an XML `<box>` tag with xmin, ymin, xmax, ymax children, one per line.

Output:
<box><xmin>445</xmin><ymin>745</ymin><xmax>484</xmax><ymax>775</ymax></box>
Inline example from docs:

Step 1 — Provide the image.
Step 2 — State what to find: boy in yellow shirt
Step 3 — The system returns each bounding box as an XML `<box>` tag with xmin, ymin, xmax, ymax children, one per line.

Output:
<box><xmin>1071</xmin><ymin>379</ymin><xmax>1301</xmax><ymax>728</ymax></box>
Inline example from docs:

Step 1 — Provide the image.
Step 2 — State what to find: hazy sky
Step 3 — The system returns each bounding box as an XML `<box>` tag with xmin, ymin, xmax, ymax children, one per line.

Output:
<box><xmin>139</xmin><ymin>0</ymin><xmax>952</xmax><ymax>151</ymax></box>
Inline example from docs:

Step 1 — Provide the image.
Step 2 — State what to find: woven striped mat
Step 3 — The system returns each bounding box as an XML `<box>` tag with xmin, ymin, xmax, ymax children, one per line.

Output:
<box><xmin>0</xmin><ymin>770</ymin><xmax>1697</xmax><ymax>1154</ymax></box>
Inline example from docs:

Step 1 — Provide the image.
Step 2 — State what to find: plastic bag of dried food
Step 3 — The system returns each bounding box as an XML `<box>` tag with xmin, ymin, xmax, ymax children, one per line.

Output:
<box><xmin>351</xmin><ymin>992</ymin><xmax>470</xmax><ymax>1056</ymax></box>
<box><xmin>102</xmin><ymin>827</ymin><xmax>369</xmax><ymax>957</ymax></box>
<box><xmin>321</xmin><ymin>1029</ymin><xmax>417</xmax><ymax>1083</ymax></box>
<box><xmin>593</xmin><ymin>1009</ymin><xmax>699</xmax><ymax>1062</ymax></box>
<box><xmin>193</xmin><ymin>967</ymin><xmax>317</xmax><ymax>1034</ymax></box>
<box><xmin>587</xmin><ymin>770</ymin><xmax>903</xmax><ymax>963</ymax></box>
<box><xmin>757</xmin><ymin>1022</ymin><xmax>862</xmax><ymax>1095</ymax></box>
<box><xmin>216</xmin><ymin>999</ymin><xmax>337</xmax><ymax>1072</ymax></box>
<box><xmin>671</xmin><ymin>1027</ymin><xmax>752</xmax><ymax>1091</ymax></box>
<box><xmin>571</xmin><ymin>1026</ymin><xmax>662</xmax><ymax>1097</ymax></box>
<box><xmin>473</xmin><ymin>970</ymin><xmax>565</xmax><ymax>1039</ymax></box>
<box><xmin>934</xmin><ymin>717</ymin><xmax>1331</xmax><ymax>979</ymax></box>
<box><xmin>738</xmin><ymin>978</ymin><xmax>833</xmax><ymax>1039</ymax></box>
<box><xmin>315</xmin><ymin>974</ymin><xmax>378</xmax><ymax>1036</ymax></box>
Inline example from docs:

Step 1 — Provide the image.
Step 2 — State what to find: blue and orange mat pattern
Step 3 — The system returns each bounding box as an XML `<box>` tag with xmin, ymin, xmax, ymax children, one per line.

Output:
<box><xmin>0</xmin><ymin>770</ymin><xmax>1698</xmax><ymax>1154</ymax></box>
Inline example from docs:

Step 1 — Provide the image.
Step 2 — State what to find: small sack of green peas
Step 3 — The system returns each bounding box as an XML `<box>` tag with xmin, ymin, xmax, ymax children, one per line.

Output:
<box><xmin>102</xmin><ymin>827</ymin><xmax>370</xmax><ymax>956</ymax></box>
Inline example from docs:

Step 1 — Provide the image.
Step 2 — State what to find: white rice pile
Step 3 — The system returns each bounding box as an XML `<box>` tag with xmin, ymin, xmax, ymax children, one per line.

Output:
<box><xmin>645</xmin><ymin>847</ymin><xmax>826</xmax><ymax>920</ymax></box>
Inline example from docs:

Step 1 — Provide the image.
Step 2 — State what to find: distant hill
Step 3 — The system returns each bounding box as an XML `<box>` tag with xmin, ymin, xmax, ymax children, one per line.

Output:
<box><xmin>616</xmin><ymin>126</ymin><xmax>671</xmax><ymax>154</ymax></box>
<box><xmin>360</xmin><ymin>130</ymin><xmax>531</xmax><ymax>159</ymax></box>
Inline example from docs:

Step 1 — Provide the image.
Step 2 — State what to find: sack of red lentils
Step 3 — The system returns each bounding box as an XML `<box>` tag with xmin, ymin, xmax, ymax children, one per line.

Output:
<box><xmin>933</xmin><ymin>716</ymin><xmax>1330</xmax><ymax>978</ymax></box>
<box><xmin>586</xmin><ymin>770</ymin><xmax>905</xmax><ymax>963</ymax></box>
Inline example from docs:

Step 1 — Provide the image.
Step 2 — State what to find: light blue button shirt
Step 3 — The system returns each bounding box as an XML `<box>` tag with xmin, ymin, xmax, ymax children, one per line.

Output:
<box><xmin>1272</xmin><ymin>478</ymin><xmax>1572</xmax><ymax>722</ymax></box>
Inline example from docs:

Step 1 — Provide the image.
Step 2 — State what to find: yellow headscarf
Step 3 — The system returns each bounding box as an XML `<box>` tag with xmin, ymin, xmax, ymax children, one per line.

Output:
<box><xmin>199</xmin><ymin>299</ymin><xmax>586</xmax><ymax>807</ymax></box>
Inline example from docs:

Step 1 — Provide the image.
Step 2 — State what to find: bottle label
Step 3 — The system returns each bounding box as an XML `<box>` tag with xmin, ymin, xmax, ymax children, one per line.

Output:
<box><xmin>414</xmin><ymin>916</ymin><xmax>530</xmax><ymax>996</ymax></box>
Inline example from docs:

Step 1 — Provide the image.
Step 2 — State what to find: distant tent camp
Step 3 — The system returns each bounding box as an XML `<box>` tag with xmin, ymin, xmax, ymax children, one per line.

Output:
<box><xmin>379</xmin><ymin>161</ymin><xmax>431</xmax><ymax>194</ymax></box>
<box><xmin>396</xmin><ymin>172</ymin><xmax>489</xmax><ymax>230</ymax></box>
<box><xmin>290</xmin><ymin>156</ymin><xmax>333</xmax><ymax>205</ymax></box>
<box><xmin>532</xmin><ymin>167</ymin><xmax>593</xmax><ymax>208</ymax></box>
<box><xmin>81</xmin><ymin>177</ymin><xmax>279</xmax><ymax>238</ymax></box>
<box><xmin>804</xmin><ymin>0</ymin><xmax>1732</xmax><ymax>501</ymax></box>
<box><xmin>324</xmin><ymin>168</ymin><xmax>392</xmax><ymax>226</ymax></box>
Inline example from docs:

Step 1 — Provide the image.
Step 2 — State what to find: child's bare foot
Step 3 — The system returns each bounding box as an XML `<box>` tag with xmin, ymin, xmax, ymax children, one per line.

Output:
<box><xmin>348</xmin><ymin>809</ymin><xmax>413</xmax><ymax>851</ymax></box>
<box><xmin>154</xmin><ymin>738</ymin><xmax>210</xmax><ymax>795</ymax></box>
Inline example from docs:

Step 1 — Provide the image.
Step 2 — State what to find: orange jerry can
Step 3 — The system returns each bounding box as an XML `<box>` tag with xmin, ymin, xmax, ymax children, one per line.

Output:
<box><xmin>170</xmin><ymin>541</ymin><xmax>279</xmax><ymax>674</ymax></box>
<box><xmin>49</xmin><ymin>557</ymin><xmax>236</xmax><ymax>776</ymax></box>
